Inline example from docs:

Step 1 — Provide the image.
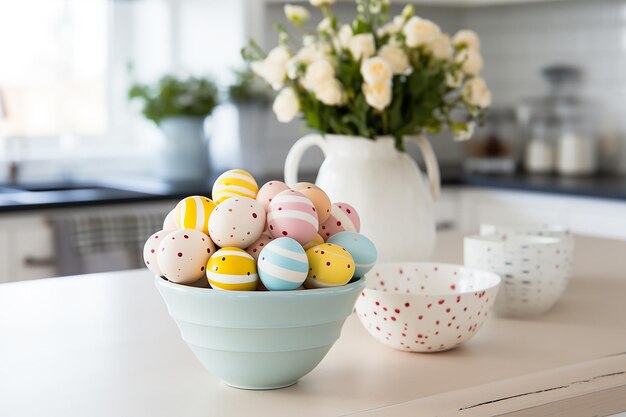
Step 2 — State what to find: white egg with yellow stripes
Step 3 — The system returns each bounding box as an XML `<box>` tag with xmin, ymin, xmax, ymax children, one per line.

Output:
<box><xmin>206</xmin><ymin>247</ymin><xmax>259</xmax><ymax>291</ymax></box>
<box><xmin>174</xmin><ymin>196</ymin><xmax>216</xmax><ymax>235</ymax></box>
<box><xmin>208</xmin><ymin>197</ymin><xmax>266</xmax><ymax>248</ymax></box>
<box><xmin>212</xmin><ymin>169</ymin><xmax>259</xmax><ymax>204</ymax></box>
<box><xmin>258</xmin><ymin>237</ymin><xmax>308</xmax><ymax>291</ymax></box>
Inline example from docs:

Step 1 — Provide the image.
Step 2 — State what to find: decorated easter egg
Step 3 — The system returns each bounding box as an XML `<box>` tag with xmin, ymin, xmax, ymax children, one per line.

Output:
<box><xmin>304</xmin><ymin>243</ymin><xmax>355</xmax><ymax>289</ymax></box>
<box><xmin>327</xmin><ymin>231</ymin><xmax>377</xmax><ymax>277</ymax></box>
<box><xmin>163</xmin><ymin>209</ymin><xmax>177</xmax><ymax>230</ymax></box>
<box><xmin>267</xmin><ymin>189</ymin><xmax>319</xmax><ymax>245</ymax></box>
<box><xmin>256</xmin><ymin>180</ymin><xmax>290</xmax><ymax>211</ymax></box>
<box><xmin>302</xmin><ymin>233</ymin><xmax>324</xmax><ymax>250</ymax></box>
<box><xmin>206</xmin><ymin>247</ymin><xmax>258</xmax><ymax>291</ymax></box>
<box><xmin>208</xmin><ymin>197</ymin><xmax>266</xmax><ymax>248</ymax></box>
<box><xmin>174</xmin><ymin>196</ymin><xmax>216</xmax><ymax>234</ymax></box>
<box><xmin>143</xmin><ymin>229</ymin><xmax>175</xmax><ymax>276</ymax></box>
<box><xmin>157</xmin><ymin>229</ymin><xmax>215</xmax><ymax>284</ymax></box>
<box><xmin>319</xmin><ymin>202</ymin><xmax>360</xmax><ymax>240</ymax></box>
<box><xmin>258</xmin><ymin>237</ymin><xmax>308</xmax><ymax>291</ymax></box>
<box><xmin>245</xmin><ymin>231</ymin><xmax>274</xmax><ymax>260</ymax></box>
<box><xmin>212</xmin><ymin>169</ymin><xmax>259</xmax><ymax>204</ymax></box>
<box><xmin>293</xmin><ymin>182</ymin><xmax>332</xmax><ymax>223</ymax></box>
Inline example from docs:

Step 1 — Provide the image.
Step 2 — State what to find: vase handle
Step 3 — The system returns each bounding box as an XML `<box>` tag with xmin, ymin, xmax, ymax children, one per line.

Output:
<box><xmin>407</xmin><ymin>135</ymin><xmax>441</xmax><ymax>201</ymax></box>
<box><xmin>284</xmin><ymin>134</ymin><xmax>329</xmax><ymax>187</ymax></box>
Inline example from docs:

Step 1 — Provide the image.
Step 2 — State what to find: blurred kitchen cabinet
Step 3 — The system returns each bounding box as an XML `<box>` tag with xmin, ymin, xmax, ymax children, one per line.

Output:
<box><xmin>0</xmin><ymin>216</ymin><xmax>56</xmax><ymax>282</ymax></box>
<box><xmin>442</xmin><ymin>187</ymin><xmax>626</xmax><ymax>241</ymax></box>
<box><xmin>0</xmin><ymin>230</ymin><xmax>8</xmax><ymax>283</ymax></box>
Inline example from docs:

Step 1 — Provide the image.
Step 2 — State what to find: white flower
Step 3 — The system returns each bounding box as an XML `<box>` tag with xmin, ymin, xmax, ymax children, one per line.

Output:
<box><xmin>402</xmin><ymin>16</ymin><xmax>441</xmax><ymax>48</ymax></box>
<box><xmin>462</xmin><ymin>77</ymin><xmax>491</xmax><ymax>108</ymax></box>
<box><xmin>337</xmin><ymin>24</ymin><xmax>353</xmax><ymax>48</ymax></box>
<box><xmin>376</xmin><ymin>16</ymin><xmax>405</xmax><ymax>37</ymax></box>
<box><xmin>309</xmin><ymin>0</ymin><xmax>335</xmax><ymax>6</ymax></box>
<box><xmin>273</xmin><ymin>87</ymin><xmax>301</xmax><ymax>123</ymax></box>
<box><xmin>302</xmin><ymin>59</ymin><xmax>335</xmax><ymax>91</ymax></box>
<box><xmin>378</xmin><ymin>44</ymin><xmax>411</xmax><ymax>75</ymax></box>
<box><xmin>251</xmin><ymin>45</ymin><xmax>291</xmax><ymax>90</ymax></box>
<box><xmin>445</xmin><ymin>70</ymin><xmax>463</xmax><ymax>88</ymax></box>
<box><xmin>284</xmin><ymin>5</ymin><xmax>309</xmax><ymax>27</ymax></box>
<box><xmin>287</xmin><ymin>43</ymin><xmax>332</xmax><ymax>79</ymax></box>
<box><xmin>303</xmin><ymin>35</ymin><xmax>316</xmax><ymax>47</ymax></box>
<box><xmin>453</xmin><ymin>122</ymin><xmax>475</xmax><ymax>141</ymax></box>
<box><xmin>453</xmin><ymin>29</ymin><xmax>480</xmax><ymax>51</ymax></box>
<box><xmin>361</xmin><ymin>57</ymin><xmax>393</xmax><ymax>85</ymax></box>
<box><xmin>315</xmin><ymin>78</ymin><xmax>344</xmax><ymax>106</ymax></box>
<box><xmin>286</xmin><ymin>57</ymin><xmax>300</xmax><ymax>80</ymax></box>
<box><xmin>363</xmin><ymin>81</ymin><xmax>392</xmax><ymax>111</ymax></box>
<box><xmin>348</xmin><ymin>33</ymin><xmax>376</xmax><ymax>61</ymax></box>
<box><xmin>456</xmin><ymin>47</ymin><xmax>484</xmax><ymax>76</ymax></box>
<box><xmin>425</xmin><ymin>34</ymin><xmax>452</xmax><ymax>61</ymax></box>
<box><xmin>317</xmin><ymin>17</ymin><xmax>332</xmax><ymax>33</ymax></box>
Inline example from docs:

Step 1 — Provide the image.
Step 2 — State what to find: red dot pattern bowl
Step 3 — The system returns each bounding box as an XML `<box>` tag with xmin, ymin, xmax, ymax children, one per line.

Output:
<box><xmin>355</xmin><ymin>262</ymin><xmax>501</xmax><ymax>352</ymax></box>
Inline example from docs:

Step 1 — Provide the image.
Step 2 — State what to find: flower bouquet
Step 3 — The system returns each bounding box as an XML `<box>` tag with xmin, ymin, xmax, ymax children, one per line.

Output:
<box><xmin>244</xmin><ymin>0</ymin><xmax>491</xmax><ymax>150</ymax></box>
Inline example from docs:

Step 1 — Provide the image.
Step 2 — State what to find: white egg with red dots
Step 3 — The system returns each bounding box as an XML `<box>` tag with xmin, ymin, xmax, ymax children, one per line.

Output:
<box><xmin>208</xmin><ymin>197</ymin><xmax>266</xmax><ymax>248</ymax></box>
<box><xmin>156</xmin><ymin>229</ymin><xmax>215</xmax><ymax>284</ymax></box>
<box><xmin>143</xmin><ymin>229</ymin><xmax>175</xmax><ymax>276</ymax></box>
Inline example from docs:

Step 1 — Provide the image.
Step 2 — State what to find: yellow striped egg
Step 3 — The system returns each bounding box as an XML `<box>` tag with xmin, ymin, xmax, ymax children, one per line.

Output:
<box><xmin>212</xmin><ymin>169</ymin><xmax>259</xmax><ymax>204</ymax></box>
<box><xmin>304</xmin><ymin>243</ymin><xmax>355</xmax><ymax>289</ymax></box>
<box><xmin>206</xmin><ymin>247</ymin><xmax>259</xmax><ymax>291</ymax></box>
<box><xmin>174</xmin><ymin>196</ymin><xmax>216</xmax><ymax>235</ymax></box>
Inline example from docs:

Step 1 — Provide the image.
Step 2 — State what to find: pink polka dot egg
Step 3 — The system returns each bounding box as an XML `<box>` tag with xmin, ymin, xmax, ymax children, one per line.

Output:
<box><xmin>256</xmin><ymin>180</ymin><xmax>290</xmax><ymax>212</ymax></box>
<box><xmin>245</xmin><ymin>231</ymin><xmax>274</xmax><ymax>260</ymax></box>
<box><xmin>355</xmin><ymin>262</ymin><xmax>501</xmax><ymax>352</ymax></box>
<box><xmin>156</xmin><ymin>229</ymin><xmax>215</xmax><ymax>284</ymax></box>
<box><xmin>267</xmin><ymin>189</ymin><xmax>318</xmax><ymax>245</ymax></box>
<box><xmin>143</xmin><ymin>229</ymin><xmax>174</xmax><ymax>276</ymax></box>
<box><xmin>319</xmin><ymin>202</ymin><xmax>360</xmax><ymax>240</ymax></box>
<box><xmin>208</xmin><ymin>197</ymin><xmax>266</xmax><ymax>248</ymax></box>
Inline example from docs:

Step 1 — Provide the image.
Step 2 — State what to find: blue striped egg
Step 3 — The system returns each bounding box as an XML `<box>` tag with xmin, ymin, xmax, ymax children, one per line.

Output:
<box><xmin>258</xmin><ymin>237</ymin><xmax>308</xmax><ymax>291</ymax></box>
<box><xmin>327</xmin><ymin>232</ymin><xmax>377</xmax><ymax>277</ymax></box>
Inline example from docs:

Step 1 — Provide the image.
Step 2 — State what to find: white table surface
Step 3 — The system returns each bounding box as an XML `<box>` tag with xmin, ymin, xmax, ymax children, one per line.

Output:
<box><xmin>2</xmin><ymin>232</ymin><xmax>626</xmax><ymax>417</ymax></box>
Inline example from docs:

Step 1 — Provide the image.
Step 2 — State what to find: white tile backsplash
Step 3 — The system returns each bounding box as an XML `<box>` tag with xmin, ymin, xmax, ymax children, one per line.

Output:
<box><xmin>466</xmin><ymin>0</ymin><xmax>626</xmax><ymax>121</ymax></box>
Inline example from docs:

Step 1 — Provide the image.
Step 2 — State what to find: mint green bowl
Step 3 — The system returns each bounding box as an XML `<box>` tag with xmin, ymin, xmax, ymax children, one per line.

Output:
<box><xmin>155</xmin><ymin>276</ymin><xmax>365</xmax><ymax>390</ymax></box>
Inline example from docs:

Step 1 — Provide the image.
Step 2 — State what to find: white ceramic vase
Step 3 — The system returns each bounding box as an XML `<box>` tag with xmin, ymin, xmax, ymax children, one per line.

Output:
<box><xmin>157</xmin><ymin>116</ymin><xmax>210</xmax><ymax>181</ymax></box>
<box><xmin>284</xmin><ymin>134</ymin><xmax>440</xmax><ymax>262</ymax></box>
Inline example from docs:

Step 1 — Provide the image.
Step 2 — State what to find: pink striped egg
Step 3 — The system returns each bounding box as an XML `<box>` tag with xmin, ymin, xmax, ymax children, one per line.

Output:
<box><xmin>319</xmin><ymin>202</ymin><xmax>360</xmax><ymax>240</ymax></box>
<box><xmin>267</xmin><ymin>189</ymin><xmax>318</xmax><ymax>245</ymax></box>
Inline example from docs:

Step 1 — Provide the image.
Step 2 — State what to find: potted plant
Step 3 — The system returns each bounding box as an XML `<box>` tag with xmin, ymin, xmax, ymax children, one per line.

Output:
<box><xmin>245</xmin><ymin>0</ymin><xmax>491</xmax><ymax>261</ymax></box>
<box><xmin>129</xmin><ymin>75</ymin><xmax>218</xmax><ymax>181</ymax></box>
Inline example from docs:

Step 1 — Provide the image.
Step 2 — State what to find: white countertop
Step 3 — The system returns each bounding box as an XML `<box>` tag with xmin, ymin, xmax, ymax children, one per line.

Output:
<box><xmin>2</xmin><ymin>232</ymin><xmax>626</xmax><ymax>417</ymax></box>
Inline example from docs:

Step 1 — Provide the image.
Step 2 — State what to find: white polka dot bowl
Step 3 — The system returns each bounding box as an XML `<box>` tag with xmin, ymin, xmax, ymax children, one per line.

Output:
<box><xmin>155</xmin><ymin>275</ymin><xmax>365</xmax><ymax>390</ymax></box>
<box><xmin>464</xmin><ymin>234</ymin><xmax>573</xmax><ymax>318</ymax></box>
<box><xmin>480</xmin><ymin>223</ymin><xmax>575</xmax><ymax>268</ymax></box>
<box><xmin>354</xmin><ymin>263</ymin><xmax>501</xmax><ymax>353</ymax></box>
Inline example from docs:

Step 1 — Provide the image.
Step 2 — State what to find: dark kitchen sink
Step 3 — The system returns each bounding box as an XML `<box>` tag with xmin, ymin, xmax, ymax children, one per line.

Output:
<box><xmin>0</xmin><ymin>181</ymin><xmax>154</xmax><ymax>207</ymax></box>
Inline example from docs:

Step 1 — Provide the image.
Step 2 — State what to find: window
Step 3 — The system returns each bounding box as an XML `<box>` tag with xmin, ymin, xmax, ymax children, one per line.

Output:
<box><xmin>0</xmin><ymin>0</ymin><xmax>107</xmax><ymax>138</ymax></box>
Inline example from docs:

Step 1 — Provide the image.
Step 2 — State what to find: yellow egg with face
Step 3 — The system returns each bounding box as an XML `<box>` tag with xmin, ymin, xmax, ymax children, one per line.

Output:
<box><xmin>304</xmin><ymin>243</ymin><xmax>355</xmax><ymax>289</ymax></box>
<box><xmin>206</xmin><ymin>247</ymin><xmax>258</xmax><ymax>291</ymax></box>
